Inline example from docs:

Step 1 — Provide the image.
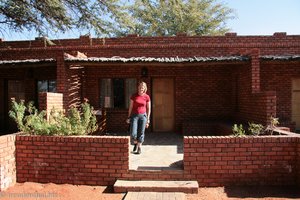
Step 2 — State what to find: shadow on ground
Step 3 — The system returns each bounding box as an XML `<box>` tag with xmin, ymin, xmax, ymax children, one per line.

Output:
<box><xmin>224</xmin><ymin>185</ymin><xmax>300</xmax><ymax>199</ymax></box>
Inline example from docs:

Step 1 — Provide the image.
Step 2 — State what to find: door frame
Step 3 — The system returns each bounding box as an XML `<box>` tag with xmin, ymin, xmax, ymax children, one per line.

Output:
<box><xmin>151</xmin><ymin>77</ymin><xmax>175</xmax><ymax>132</ymax></box>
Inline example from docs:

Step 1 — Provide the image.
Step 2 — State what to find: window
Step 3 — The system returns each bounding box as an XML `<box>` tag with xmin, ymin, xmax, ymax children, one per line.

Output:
<box><xmin>37</xmin><ymin>80</ymin><xmax>57</xmax><ymax>93</ymax></box>
<box><xmin>100</xmin><ymin>78</ymin><xmax>136</xmax><ymax>108</ymax></box>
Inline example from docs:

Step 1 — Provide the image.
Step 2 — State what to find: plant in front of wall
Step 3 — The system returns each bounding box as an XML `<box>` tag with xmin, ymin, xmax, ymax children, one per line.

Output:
<box><xmin>265</xmin><ymin>116</ymin><xmax>280</xmax><ymax>135</ymax></box>
<box><xmin>232</xmin><ymin>117</ymin><xmax>281</xmax><ymax>137</ymax></box>
<box><xmin>232</xmin><ymin>124</ymin><xmax>246</xmax><ymax>136</ymax></box>
<box><xmin>248</xmin><ymin>122</ymin><xmax>264</xmax><ymax>136</ymax></box>
<box><xmin>8</xmin><ymin>98</ymin><xmax>26</xmax><ymax>132</ymax></box>
<box><xmin>9</xmin><ymin>99</ymin><xmax>98</xmax><ymax>136</ymax></box>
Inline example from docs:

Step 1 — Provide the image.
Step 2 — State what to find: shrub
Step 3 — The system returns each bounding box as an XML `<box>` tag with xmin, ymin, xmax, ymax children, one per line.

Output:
<box><xmin>232</xmin><ymin>124</ymin><xmax>246</xmax><ymax>136</ymax></box>
<box><xmin>248</xmin><ymin>122</ymin><xmax>264</xmax><ymax>136</ymax></box>
<box><xmin>9</xmin><ymin>99</ymin><xmax>98</xmax><ymax>136</ymax></box>
<box><xmin>232</xmin><ymin>117</ymin><xmax>280</xmax><ymax>136</ymax></box>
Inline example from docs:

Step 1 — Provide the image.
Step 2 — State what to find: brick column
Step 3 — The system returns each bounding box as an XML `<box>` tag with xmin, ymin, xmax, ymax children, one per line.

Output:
<box><xmin>56</xmin><ymin>53</ymin><xmax>68</xmax><ymax>111</ymax></box>
<box><xmin>38</xmin><ymin>92</ymin><xmax>63</xmax><ymax>120</ymax></box>
<box><xmin>0</xmin><ymin>134</ymin><xmax>16</xmax><ymax>191</ymax></box>
<box><xmin>251</xmin><ymin>49</ymin><xmax>260</xmax><ymax>93</ymax></box>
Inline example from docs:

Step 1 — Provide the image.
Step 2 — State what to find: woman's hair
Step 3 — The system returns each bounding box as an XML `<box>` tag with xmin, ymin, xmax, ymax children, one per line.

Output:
<box><xmin>138</xmin><ymin>81</ymin><xmax>147</xmax><ymax>93</ymax></box>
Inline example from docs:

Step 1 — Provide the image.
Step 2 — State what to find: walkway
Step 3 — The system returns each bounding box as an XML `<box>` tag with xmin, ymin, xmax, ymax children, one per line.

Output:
<box><xmin>128</xmin><ymin>132</ymin><xmax>183</xmax><ymax>171</ymax></box>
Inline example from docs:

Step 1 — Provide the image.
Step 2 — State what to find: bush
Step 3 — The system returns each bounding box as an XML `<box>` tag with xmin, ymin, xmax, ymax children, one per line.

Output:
<box><xmin>232</xmin><ymin>117</ymin><xmax>280</xmax><ymax>136</ymax></box>
<box><xmin>248</xmin><ymin>122</ymin><xmax>264</xmax><ymax>136</ymax></box>
<box><xmin>9</xmin><ymin>99</ymin><xmax>98</xmax><ymax>136</ymax></box>
<box><xmin>232</xmin><ymin>124</ymin><xmax>246</xmax><ymax>136</ymax></box>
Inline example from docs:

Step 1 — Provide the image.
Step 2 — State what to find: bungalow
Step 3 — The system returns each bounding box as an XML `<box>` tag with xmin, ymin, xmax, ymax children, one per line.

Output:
<box><xmin>0</xmin><ymin>32</ymin><xmax>300</xmax><ymax>134</ymax></box>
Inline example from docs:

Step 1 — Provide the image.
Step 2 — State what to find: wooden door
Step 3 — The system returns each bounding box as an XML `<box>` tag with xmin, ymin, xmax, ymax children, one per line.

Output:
<box><xmin>292</xmin><ymin>79</ymin><xmax>300</xmax><ymax>130</ymax></box>
<box><xmin>152</xmin><ymin>78</ymin><xmax>174</xmax><ymax>132</ymax></box>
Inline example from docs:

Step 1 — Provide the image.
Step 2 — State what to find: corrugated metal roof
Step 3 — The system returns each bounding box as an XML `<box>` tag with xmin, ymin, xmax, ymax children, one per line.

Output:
<box><xmin>65</xmin><ymin>56</ymin><xmax>250</xmax><ymax>63</ymax></box>
<box><xmin>261</xmin><ymin>55</ymin><xmax>300</xmax><ymax>61</ymax></box>
<box><xmin>0</xmin><ymin>58</ymin><xmax>55</xmax><ymax>65</ymax></box>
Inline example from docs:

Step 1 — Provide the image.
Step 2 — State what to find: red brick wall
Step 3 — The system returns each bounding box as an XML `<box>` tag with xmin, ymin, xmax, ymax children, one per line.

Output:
<box><xmin>261</xmin><ymin>61</ymin><xmax>300</xmax><ymax>128</ymax></box>
<box><xmin>184</xmin><ymin>136</ymin><xmax>298</xmax><ymax>187</ymax></box>
<box><xmin>0</xmin><ymin>134</ymin><xmax>16</xmax><ymax>191</ymax></box>
<box><xmin>1</xmin><ymin>133</ymin><xmax>297</xmax><ymax>188</ymax></box>
<box><xmin>15</xmin><ymin>135</ymin><xmax>129</xmax><ymax>186</ymax></box>
<box><xmin>84</xmin><ymin>64</ymin><xmax>237</xmax><ymax>133</ymax></box>
<box><xmin>234</xmin><ymin>61</ymin><xmax>277</xmax><ymax>126</ymax></box>
<box><xmin>1</xmin><ymin>34</ymin><xmax>300</xmax><ymax>132</ymax></box>
<box><xmin>236</xmin><ymin>91</ymin><xmax>276</xmax><ymax>124</ymax></box>
<box><xmin>1</xmin><ymin>33</ymin><xmax>300</xmax><ymax>57</ymax></box>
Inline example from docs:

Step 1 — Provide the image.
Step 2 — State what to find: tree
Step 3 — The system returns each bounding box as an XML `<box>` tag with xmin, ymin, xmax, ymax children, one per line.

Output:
<box><xmin>0</xmin><ymin>0</ymin><xmax>124</xmax><ymax>37</ymax></box>
<box><xmin>114</xmin><ymin>0</ymin><xmax>235</xmax><ymax>36</ymax></box>
<box><xmin>0</xmin><ymin>0</ymin><xmax>234</xmax><ymax>38</ymax></box>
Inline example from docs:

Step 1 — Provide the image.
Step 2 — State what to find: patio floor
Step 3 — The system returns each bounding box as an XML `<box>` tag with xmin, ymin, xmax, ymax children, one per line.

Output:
<box><xmin>128</xmin><ymin>132</ymin><xmax>184</xmax><ymax>171</ymax></box>
<box><xmin>106</xmin><ymin>131</ymin><xmax>184</xmax><ymax>171</ymax></box>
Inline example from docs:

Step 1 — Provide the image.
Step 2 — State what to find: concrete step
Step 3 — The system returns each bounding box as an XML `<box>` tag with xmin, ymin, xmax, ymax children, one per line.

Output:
<box><xmin>124</xmin><ymin>192</ymin><xmax>185</xmax><ymax>200</ymax></box>
<box><xmin>114</xmin><ymin>180</ymin><xmax>198</xmax><ymax>194</ymax></box>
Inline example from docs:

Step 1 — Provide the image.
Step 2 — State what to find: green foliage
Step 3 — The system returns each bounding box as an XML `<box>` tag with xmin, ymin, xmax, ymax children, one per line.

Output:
<box><xmin>114</xmin><ymin>0</ymin><xmax>235</xmax><ymax>36</ymax></box>
<box><xmin>232</xmin><ymin>117</ymin><xmax>281</xmax><ymax>136</ymax></box>
<box><xmin>9</xmin><ymin>99</ymin><xmax>98</xmax><ymax>136</ymax></box>
<box><xmin>0</xmin><ymin>0</ymin><xmax>124</xmax><ymax>37</ymax></box>
<box><xmin>270</xmin><ymin>116</ymin><xmax>279</xmax><ymax>127</ymax></box>
<box><xmin>0</xmin><ymin>0</ymin><xmax>234</xmax><ymax>37</ymax></box>
<box><xmin>8</xmin><ymin>98</ymin><xmax>26</xmax><ymax>132</ymax></box>
<box><xmin>248</xmin><ymin>122</ymin><xmax>264</xmax><ymax>136</ymax></box>
<box><xmin>265</xmin><ymin>116</ymin><xmax>280</xmax><ymax>135</ymax></box>
<box><xmin>232</xmin><ymin>124</ymin><xmax>246</xmax><ymax>136</ymax></box>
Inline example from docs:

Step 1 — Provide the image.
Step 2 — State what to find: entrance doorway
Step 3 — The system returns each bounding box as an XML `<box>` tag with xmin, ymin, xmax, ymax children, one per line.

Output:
<box><xmin>152</xmin><ymin>78</ymin><xmax>174</xmax><ymax>132</ymax></box>
<box><xmin>6</xmin><ymin>80</ymin><xmax>25</xmax><ymax>132</ymax></box>
<box><xmin>292</xmin><ymin>78</ymin><xmax>300</xmax><ymax>131</ymax></box>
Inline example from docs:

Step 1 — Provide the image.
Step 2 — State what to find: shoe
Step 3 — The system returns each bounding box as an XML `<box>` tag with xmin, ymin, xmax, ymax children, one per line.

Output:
<box><xmin>136</xmin><ymin>147</ymin><xmax>141</xmax><ymax>154</ymax></box>
<box><xmin>133</xmin><ymin>144</ymin><xmax>137</xmax><ymax>152</ymax></box>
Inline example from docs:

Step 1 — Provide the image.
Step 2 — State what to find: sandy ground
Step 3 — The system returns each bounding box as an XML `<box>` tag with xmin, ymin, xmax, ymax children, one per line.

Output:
<box><xmin>0</xmin><ymin>182</ymin><xmax>299</xmax><ymax>200</ymax></box>
<box><xmin>0</xmin><ymin>182</ymin><xmax>124</xmax><ymax>200</ymax></box>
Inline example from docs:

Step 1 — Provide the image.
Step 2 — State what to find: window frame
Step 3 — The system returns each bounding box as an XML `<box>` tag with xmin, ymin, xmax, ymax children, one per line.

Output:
<box><xmin>99</xmin><ymin>78</ymin><xmax>137</xmax><ymax>109</ymax></box>
<box><xmin>37</xmin><ymin>79</ymin><xmax>57</xmax><ymax>93</ymax></box>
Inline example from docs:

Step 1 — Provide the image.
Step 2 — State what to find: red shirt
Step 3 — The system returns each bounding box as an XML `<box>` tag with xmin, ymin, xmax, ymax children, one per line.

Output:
<box><xmin>131</xmin><ymin>93</ymin><xmax>150</xmax><ymax>114</ymax></box>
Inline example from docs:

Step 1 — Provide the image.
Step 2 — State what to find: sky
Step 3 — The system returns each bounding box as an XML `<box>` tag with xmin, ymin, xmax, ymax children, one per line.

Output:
<box><xmin>2</xmin><ymin>0</ymin><xmax>300</xmax><ymax>41</ymax></box>
<box><xmin>222</xmin><ymin>0</ymin><xmax>300</xmax><ymax>36</ymax></box>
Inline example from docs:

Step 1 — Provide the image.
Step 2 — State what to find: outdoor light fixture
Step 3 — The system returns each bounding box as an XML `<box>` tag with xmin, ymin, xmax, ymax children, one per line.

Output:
<box><xmin>141</xmin><ymin>67</ymin><xmax>148</xmax><ymax>77</ymax></box>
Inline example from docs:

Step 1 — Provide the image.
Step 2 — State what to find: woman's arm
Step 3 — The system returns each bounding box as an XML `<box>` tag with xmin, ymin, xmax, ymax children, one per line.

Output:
<box><xmin>146</xmin><ymin>100</ymin><xmax>151</xmax><ymax>123</ymax></box>
<box><xmin>128</xmin><ymin>100</ymin><xmax>133</xmax><ymax>118</ymax></box>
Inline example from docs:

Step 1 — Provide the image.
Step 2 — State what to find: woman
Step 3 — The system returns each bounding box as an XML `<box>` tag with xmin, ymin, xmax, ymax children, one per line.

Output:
<box><xmin>127</xmin><ymin>81</ymin><xmax>151</xmax><ymax>154</ymax></box>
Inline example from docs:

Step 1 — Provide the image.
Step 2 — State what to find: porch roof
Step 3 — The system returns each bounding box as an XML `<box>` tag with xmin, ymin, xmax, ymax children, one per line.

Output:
<box><xmin>261</xmin><ymin>55</ymin><xmax>300</xmax><ymax>61</ymax></box>
<box><xmin>0</xmin><ymin>58</ymin><xmax>55</xmax><ymax>68</ymax></box>
<box><xmin>64</xmin><ymin>56</ymin><xmax>250</xmax><ymax>63</ymax></box>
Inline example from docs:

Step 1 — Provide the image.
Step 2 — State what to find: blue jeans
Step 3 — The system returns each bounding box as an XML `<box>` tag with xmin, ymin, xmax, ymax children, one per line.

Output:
<box><xmin>130</xmin><ymin>113</ymin><xmax>147</xmax><ymax>143</ymax></box>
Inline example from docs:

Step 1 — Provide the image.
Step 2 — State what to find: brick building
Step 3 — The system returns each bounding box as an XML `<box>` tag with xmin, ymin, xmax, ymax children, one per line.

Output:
<box><xmin>0</xmin><ymin>32</ymin><xmax>300</xmax><ymax>134</ymax></box>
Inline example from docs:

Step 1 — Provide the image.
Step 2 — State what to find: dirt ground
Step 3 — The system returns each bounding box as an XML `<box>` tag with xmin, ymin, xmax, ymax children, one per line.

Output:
<box><xmin>0</xmin><ymin>182</ymin><xmax>299</xmax><ymax>200</ymax></box>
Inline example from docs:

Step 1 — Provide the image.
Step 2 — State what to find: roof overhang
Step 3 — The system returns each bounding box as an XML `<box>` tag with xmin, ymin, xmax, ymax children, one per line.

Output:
<box><xmin>65</xmin><ymin>56</ymin><xmax>250</xmax><ymax>66</ymax></box>
<box><xmin>0</xmin><ymin>56</ymin><xmax>251</xmax><ymax>69</ymax></box>
<box><xmin>260</xmin><ymin>55</ymin><xmax>300</xmax><ymax>61</ymax></box>
<box><xmin>0</xmin><ymin>58</ymin><xmax>56</xmax><ymax>68</ymax></box>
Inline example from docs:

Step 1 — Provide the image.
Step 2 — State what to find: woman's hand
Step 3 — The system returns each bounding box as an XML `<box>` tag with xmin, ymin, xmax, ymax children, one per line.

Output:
<box><xmin>126</xmin><ymin>118</ymin><xmax>130</xmax><ymax>124</ymax></box>
<box><xmin>146</xmin><ymin>121</ymin><xmax>150</xmax><ymax>128</ymax></box>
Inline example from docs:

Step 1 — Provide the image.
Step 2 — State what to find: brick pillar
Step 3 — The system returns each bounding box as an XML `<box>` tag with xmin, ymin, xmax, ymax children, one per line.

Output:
<box><xmin>38</xmin><ymin>92</ymin><xmax>63</xmax><ymax>120</ymax></box>
<box><xmin>0</xmin><ymin>134</ymin><xmax>16</xmax><ymax>191</ymax></box>
<box><xmin>251</xmin><ymin>49</ymin><xmax>260</xmax><ymax>93</ymax></box>
<box><xmin>56</xmin><ymin>54</ymin><xmax>68</xmax><ymax>111</ymax></box>
<box><xmin>265</xmin><ymin>91</ymin><xmax>277</xmax><ymax>121</ymax></box>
